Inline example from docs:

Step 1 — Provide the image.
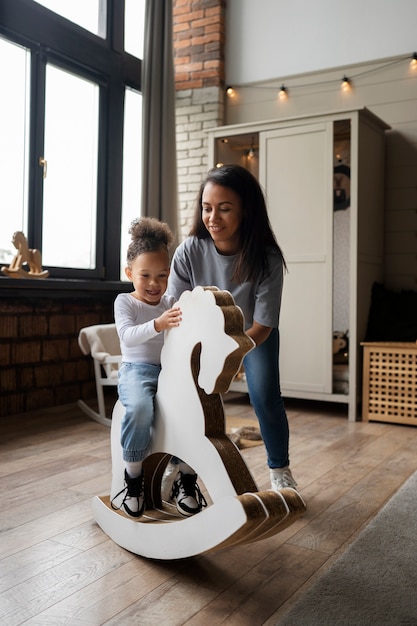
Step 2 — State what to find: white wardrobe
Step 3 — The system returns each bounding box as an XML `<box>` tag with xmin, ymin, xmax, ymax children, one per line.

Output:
<box><xmin>208</xmin><ymin>108</ymin><xmax>390</xmax><ymax>420</ymax></box>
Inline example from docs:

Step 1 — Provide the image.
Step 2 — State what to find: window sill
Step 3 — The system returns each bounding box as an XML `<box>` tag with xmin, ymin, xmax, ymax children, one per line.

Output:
<box><xmin>0</xmin><ymin>276</ymin><xmax>131</xmax><ymax>299</ymax></box>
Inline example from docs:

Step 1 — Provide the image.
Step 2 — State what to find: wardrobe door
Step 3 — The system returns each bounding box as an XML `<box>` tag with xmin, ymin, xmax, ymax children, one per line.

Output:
<box><xmin>260</xmin><ymin>122</ymin><xmax>334</xmax><ymax>394</ymax></box>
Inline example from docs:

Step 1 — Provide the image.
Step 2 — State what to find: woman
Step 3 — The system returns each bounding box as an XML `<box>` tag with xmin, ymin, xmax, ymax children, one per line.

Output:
<box><xmin>168</xmin><ymin>164</ymin><xmax>297</xmax><ymax>492</ymax></box>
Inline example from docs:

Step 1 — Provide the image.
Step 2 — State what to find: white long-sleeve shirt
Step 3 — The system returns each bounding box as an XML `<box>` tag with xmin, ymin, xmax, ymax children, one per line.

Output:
<box><xmin>114</xmin><ymin>292</ymin><xmax>176</xmax><ymax>365</ymax></box>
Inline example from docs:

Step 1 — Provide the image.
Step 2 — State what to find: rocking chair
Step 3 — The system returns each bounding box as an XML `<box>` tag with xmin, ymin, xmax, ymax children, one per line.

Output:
<box><xmin>77</xmin><ymin>323</ymin><xmax>122</xmax><ymax>427</ymax></box>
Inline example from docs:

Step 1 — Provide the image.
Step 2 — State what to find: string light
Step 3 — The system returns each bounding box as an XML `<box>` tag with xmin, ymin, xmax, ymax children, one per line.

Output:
<box><xmin>224</xmin><ymin>53</ymin><xmax>414</xmax><ymax>98</ymax></box>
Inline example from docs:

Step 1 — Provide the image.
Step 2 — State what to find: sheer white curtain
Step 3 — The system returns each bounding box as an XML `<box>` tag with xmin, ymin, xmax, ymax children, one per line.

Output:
<box><xmin>141</xmin><ymin>0</ymin><xmax>178</xmax><ymax>243</ymax></box>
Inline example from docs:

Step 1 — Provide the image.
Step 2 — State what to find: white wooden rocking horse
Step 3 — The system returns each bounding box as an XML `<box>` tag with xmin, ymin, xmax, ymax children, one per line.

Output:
<box><xmin>92</xmin><ymin>286</ymin><xmax>306</xmax><ymax>559</ymax></box>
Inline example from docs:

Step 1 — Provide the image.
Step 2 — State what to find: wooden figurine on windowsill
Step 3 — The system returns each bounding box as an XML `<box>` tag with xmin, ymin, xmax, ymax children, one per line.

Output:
<box><xmin>1</xmin><ymin>231</ymin><xmax>49</xmax><ymax>279</ymax></box>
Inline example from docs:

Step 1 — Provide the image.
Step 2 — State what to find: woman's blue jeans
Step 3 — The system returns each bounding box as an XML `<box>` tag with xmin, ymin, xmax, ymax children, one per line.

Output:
<box><xmin>243</xmin><ymin>327</ymin><xmax>290</xmax><ymax>468</ymax></box>
<box><xmin>117</xmin><ymin>362</ymin><xmax>160</xmax><ymax>463</ymax></box>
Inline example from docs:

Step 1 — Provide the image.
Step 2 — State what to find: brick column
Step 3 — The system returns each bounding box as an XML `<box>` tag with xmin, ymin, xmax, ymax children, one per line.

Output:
<box><xmin>173</xmin><ymin>0</ymin><xmax>226</xmax><ymax>238</ymax></box>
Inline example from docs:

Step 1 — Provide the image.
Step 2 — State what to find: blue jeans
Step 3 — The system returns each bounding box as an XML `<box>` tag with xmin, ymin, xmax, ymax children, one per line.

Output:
<box><xmin>243</xmin><ymin>328</ymin><xmax>290</xmax><ymax>469</ymax></box>
<box><xmin>117</xmin><ymin>362</ymin><xmax>160</xmax><ymax>463</ymax></box>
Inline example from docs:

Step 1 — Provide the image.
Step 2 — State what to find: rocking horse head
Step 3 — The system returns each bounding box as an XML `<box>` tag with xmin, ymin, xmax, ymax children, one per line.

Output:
<box><xmin>160</xmin><ymin>286</ymin><xmax>254</xmax><ymax>395</ymax></box>
<box><xmin>12</xmin><ymin>231</ymin><xmax>27</xmax><ymax>253</ymax></box>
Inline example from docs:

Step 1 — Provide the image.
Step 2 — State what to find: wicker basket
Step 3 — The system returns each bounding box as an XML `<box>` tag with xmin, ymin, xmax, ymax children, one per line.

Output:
<box><xmin>361</xmin><ymin>342</ymin><xmax>417</xmax><ymax>425</ymax></box>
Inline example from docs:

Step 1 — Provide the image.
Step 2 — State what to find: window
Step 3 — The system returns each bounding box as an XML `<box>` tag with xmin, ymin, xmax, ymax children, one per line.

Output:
<box><xmin>42</xmin><ymin>64</ymin><xmax>100</xmax><ymax>268</ymax></box>
<box><xmin>0</xmin><ymin>37</ymin><xmax>30</xmax><ymax>265</ymax></box>
<box><xmin>125</xmin><ymin>0</ymin><xmax>146</xmax><ymax>58</ymax></box>
<box><xmin>121</xmin><ymin>88</ymin><xmax>143</xmax><ymax>275</ymax></box>
<box><xmin>33</xmin><ymin>0</ymin><xmax>107</xmax><ymax>37</ymax></box>
<box><xmin>0</xmin><ymin>0</ymin><xmax>145</xmax><ymax>281</ymax></box>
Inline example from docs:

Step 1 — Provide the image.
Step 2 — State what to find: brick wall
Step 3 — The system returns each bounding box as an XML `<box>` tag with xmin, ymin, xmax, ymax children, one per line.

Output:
<box><xmin>173</xmin><ymin>0</ymin><xmax>226</xmax><ymax>238</ymax></box>
<box><xmin>0</xmin><ymin>289</ymin><xmax>119</xmax><ymax>417</ymax></box>
<box><xmin>173</xmin><ymin>0</ymin><xmax>225</xmax><ymax>90</ymax></box>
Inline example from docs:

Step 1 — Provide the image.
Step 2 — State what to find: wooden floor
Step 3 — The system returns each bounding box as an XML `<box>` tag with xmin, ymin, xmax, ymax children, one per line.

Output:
<box><xmin>2</xmin><ymin>393</ymin><xmax>417</xmax><ymax>625</ymax></box>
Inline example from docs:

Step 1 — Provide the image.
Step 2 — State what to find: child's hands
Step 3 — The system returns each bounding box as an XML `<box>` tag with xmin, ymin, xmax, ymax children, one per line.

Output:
<box><xmin>154</xmin><ymin>307</ymin><xmax>182</xmax><ymax>333</ymax></box>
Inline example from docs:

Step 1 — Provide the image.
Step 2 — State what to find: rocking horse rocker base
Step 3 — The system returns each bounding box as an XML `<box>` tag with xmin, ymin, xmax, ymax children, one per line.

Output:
<box><xmin>92</xmin><ymin>287</ymin><xmax>306</xmax><ymax>560</ymax></box>
<box><xmin>93</xmin><ymin>485</ymin><xmax>303</xmax><ymax>560</ymax></box>
<box><xmin>1</xmin><ymin>267</ymin><xmax>49</xmax><ymax>279</ymax></box>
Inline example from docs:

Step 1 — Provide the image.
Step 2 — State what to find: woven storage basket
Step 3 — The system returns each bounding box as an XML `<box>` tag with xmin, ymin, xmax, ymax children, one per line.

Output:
<box><xmin>361</xmin><ymin>342</ymin><xmax>417</xmax><ymax>425</ymax></box>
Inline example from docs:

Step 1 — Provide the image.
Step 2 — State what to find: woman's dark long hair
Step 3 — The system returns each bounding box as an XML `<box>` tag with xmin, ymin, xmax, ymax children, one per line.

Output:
<box><xmin>189</xmin><ymin>164</ymin><xmax>286</xmax><ymax>283</ymax></box>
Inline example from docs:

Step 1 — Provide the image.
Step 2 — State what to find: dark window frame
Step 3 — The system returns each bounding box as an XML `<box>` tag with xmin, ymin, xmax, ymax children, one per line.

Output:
<box><xmin>0</xmin><ymin>0</ymin><xmax>142</xmax><ymax>282</ymax></box>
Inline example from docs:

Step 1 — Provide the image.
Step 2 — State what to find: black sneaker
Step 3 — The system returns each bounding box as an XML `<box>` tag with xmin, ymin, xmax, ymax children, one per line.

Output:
<box><xmin>171</xmin><ymin>471</ymin><xmax>207</xmax><ymax>517</ymax></box>
<box><xmin>111</xmin><ymin>469</ymin><xmax>145</xmax><ymax>518</ymax></box>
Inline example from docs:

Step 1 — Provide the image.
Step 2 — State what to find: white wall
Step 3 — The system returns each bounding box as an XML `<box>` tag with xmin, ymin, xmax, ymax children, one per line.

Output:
<box><xmin>226</xmin><ymin>0</ymin><xmax>417</xmax><ymax>85</ymax></box>
<box><xmin>222</xmin><ymin>1</ymin><xmax>417</xmax><ymax>293</ymax></box>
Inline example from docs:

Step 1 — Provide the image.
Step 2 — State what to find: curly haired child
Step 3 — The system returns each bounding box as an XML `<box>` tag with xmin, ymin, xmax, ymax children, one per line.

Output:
<box><xmin>112</xmin><ymin>217</ymin><xmax>205</xmax><ymax>518</ymax></box>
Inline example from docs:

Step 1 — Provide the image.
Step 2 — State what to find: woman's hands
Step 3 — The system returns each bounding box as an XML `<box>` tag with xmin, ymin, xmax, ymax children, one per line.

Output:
<box><xmin>154</xmin><ymin>307</ymin><xmax>182</xmax><ymax>333</ymax></box>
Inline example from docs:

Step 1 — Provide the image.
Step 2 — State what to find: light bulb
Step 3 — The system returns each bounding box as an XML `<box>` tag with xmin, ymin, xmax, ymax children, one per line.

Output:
<box><xmin>247</xmin><ymin>136</ymin><xmax>256</xmax><ymax>160</ymax></box>
<box><xmin>341</xmin><ymin>76</ymin><xmax>350</xmax><ymax>91</ymax></box>
<box><xmin>278</xmin><ymin>85</ymin><xmax>288</xmax><ymax>100</ymax></box>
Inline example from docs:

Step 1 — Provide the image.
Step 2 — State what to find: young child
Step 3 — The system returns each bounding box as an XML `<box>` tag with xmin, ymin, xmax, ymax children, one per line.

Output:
<box><xmin>112</xmin><ymin>217</ymin><xmax>205</xmax><ymax>518</ymax></box>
